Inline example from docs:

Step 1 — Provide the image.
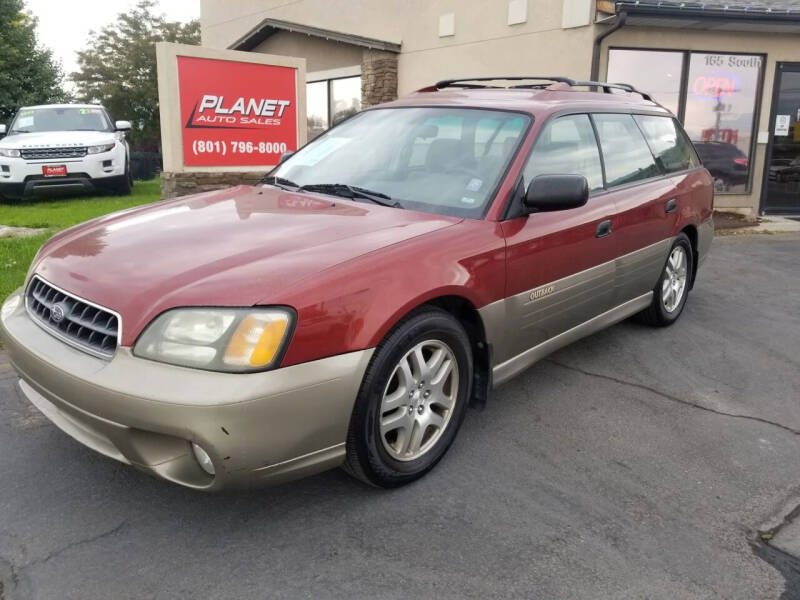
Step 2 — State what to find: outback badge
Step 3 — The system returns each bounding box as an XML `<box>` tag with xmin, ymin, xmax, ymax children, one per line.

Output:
<box><xmin>529</xmin><ymin>285</ymin><xmax>555</xmax><ymax>301</ymax></box>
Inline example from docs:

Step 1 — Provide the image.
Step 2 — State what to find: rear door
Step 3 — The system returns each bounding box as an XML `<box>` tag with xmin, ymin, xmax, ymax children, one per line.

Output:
<box><xmin>498</xmin><ymin>114</ymin><xmax>616</xmax><ymax>366</ymax></box>
<box><xmin>592</xmin><ymin>113</ymin><xmax>685</xmax><ymax>304</ymax></box>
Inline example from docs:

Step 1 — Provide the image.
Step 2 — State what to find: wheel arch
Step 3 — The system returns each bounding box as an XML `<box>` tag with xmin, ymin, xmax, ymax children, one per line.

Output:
<box><xmin>680</xmin><ymin>224</ymin><xmax>699</xmax><ymax>288</ymax></box>
<box><xmin>377</xmin><ymin>293</ymin><xmax>492</xmax><ymax>410</ymax></box>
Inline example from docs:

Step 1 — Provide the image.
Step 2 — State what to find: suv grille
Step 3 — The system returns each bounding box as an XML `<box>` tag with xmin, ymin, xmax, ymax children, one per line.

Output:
<box><xmin>26</xmin><ymin>276</ymin><xmax>119</xmax><ymax>358</ymax></box>
<box><xmin>20</xmin><ymin>147</ymin><xmax>88</xmax><ymax>160</ymax></box>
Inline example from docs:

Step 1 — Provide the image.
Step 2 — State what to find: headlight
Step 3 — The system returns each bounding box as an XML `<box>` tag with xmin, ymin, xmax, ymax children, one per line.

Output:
<box><xmin>0</xmin><ymin>148</ymin><xmax>20</xmax><ymax>158</ymax></box>
<box><xmin>133</xmin><ymin>308</ymin><xmax>294</xmax><ymax>372</ymax></box>
<box><xmin>87</xmin><ymin>142</ymin><xmax>116</xmax><ymax>154</ymax></box>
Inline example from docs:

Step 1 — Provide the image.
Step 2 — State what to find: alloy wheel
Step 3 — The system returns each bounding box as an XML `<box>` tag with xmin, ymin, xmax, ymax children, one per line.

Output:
<box><xmin>379</xmin><ymin>340</ymin><xmax>459</xmax><ymax>461</ymax></box>
<box><xmin>662</xmin><ymin>246</ymin><xmax>688</xmax><ymax>313</ymax></box>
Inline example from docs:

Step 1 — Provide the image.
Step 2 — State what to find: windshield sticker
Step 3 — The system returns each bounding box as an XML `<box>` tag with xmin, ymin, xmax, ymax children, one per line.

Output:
<box><xmin>79</xmin><ymin>108</ymin><xmax>101</xmax><ymax>115</ymax></box>
<box><xmin>18</xmin><ymin>110</ymin><xmax>33</xmax><ymax>118</ymax></box>
<box><xmin>16</xmin><ymin>116</ymin><xmax>34</xmax><ymax>128</ymax></box>
<box><xmin>466</xmin><ymin>178</ymin><xmax>483</xmax><ymax>192</ymax></box>
<box><xmin>460</xmin><ymin>197</ymin><xmax>477</xmax><ymax>205</ymax></box>
<box><xmin>292</xmin><ymin>137</ymin><xmax>351</xmax><ymax>166</ymax></box>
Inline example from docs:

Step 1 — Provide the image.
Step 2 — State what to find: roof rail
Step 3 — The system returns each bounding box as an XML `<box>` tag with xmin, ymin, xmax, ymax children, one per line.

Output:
<box><xmin>431</xmin><ymin>76</ymin><xmax>655</xmax><ymax>102</ymax></box>
<box><xmin>434</xmin><ymin>76</ymin><xmax>577</xmax><ymax>89</ymax></box>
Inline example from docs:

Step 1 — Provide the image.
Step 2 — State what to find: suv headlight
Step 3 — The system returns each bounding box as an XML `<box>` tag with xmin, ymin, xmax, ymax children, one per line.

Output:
<box><xmin>87</xmin><ymin>142</ymin><xmax>116</xmax><ymax>154</ymax></box>
<box><xmin>0</xmin><ymin>148</ymin><xmax>20</xmax><ymax>158</ymax></box>
<box><xmin>134</xmin><ymin>308</ymin><xmax>295</xmax><ymax>372</ymax></box>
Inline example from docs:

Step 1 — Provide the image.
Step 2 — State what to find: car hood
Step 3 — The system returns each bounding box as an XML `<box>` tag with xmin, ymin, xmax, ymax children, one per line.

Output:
<box><xmin>0</xmin><ymin>130</ymin><xmax>117</xmax><ymax>148</ymax></box>
<box><xmin>32</xmin><ymin>185</ymin><xmax>461</xmax><ymax>344</ymax></box>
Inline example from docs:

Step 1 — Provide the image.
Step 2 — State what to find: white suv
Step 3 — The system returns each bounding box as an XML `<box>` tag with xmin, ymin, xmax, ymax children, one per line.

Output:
<box><xmin>0</xmin><ymin>104</ymin><xmax>133</xmax><ymax>200</ymax></box>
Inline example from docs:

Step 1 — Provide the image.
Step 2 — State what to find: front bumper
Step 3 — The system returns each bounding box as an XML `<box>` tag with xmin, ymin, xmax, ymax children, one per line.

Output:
<box><xmin>0</xmin><ymin>289</ymin><xmax>373</xmax><ymax>490</ymax></box>
<box><xmin>0</xmin><ymin>150</ymin><xmax>126</xmax><ymax>198</ymax></box>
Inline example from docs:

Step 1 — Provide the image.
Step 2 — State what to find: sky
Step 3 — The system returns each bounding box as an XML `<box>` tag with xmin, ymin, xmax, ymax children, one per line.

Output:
<box><xmin>25</xmin><ymin>0</ymin><xmax>200</xmax><ymax>82</ymax></box>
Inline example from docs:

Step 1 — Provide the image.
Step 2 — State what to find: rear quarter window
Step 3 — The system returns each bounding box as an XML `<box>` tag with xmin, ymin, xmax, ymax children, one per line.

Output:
<box><xmin>634</xmin><ymin>115</ymin><xmax>699</xmax><ymax>173</ymax></box>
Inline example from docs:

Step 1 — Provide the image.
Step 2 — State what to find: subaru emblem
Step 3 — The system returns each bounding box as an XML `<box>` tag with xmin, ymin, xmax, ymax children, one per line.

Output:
<box><xmin>50</xmin><ymin>303</ymin><xmax>66</xmax><ymax>323</ymax></box>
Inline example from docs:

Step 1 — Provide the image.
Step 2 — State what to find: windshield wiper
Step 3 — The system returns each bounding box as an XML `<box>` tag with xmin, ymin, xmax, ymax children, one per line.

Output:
<box><xmin>261</xmin><ymin>175</ymin><xmax>299</xmax><ymax>190</ymax></box>
<box><xmin>10</xmin><ymin>130</ymin><xmax>30</xmax><ymax>134</ymax></box>
<box><xmin>298</xmin><ymin>183</ymin><xmax>403</xmax><ymax>208</ymax></box>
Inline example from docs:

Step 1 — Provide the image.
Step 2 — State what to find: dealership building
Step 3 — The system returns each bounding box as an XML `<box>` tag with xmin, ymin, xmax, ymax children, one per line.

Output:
<box><xmin>198</xmin><ymin>0</ymin><xmax>800</xmax><ymax>217</ymax></box>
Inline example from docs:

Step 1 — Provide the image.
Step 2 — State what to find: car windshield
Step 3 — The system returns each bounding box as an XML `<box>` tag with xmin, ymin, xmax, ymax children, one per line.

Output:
<box><xmin>271</xmin><ymin>107</ymin><xmax>530</xmax><ymax>218</ymax></box>
<box><xmin>9</xmin><ymin>107</ymin><xmax>112</xmax><ymax>134</ymax></box>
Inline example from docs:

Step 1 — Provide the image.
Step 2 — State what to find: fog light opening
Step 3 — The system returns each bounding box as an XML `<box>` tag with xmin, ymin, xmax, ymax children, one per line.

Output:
<box><xmin>191</xmin><ymin>443</ymin><xmax>215</xmax><ymax>476</ymax></box>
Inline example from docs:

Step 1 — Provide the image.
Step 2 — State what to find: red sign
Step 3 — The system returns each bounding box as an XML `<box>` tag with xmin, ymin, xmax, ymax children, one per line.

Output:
<box><xmin>700</xmin><ymin>128</ymin><xmax>739</xmax><ymax>145</ymax></box>
<box><xmin>42</xmin><ymin>165</ymin><xmax>67</xmax><ymax>177</ymax></box>
<box><xmin>177</xmin><ymin>56</ymin><xmax>298</xmax><ymax>167</ymax></box>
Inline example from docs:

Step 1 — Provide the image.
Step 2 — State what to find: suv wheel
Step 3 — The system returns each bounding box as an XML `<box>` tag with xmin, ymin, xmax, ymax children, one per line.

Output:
<box><xmin>114</xmin><ymin>159</ymin><xmax>133</xmax><ymax>196</ymax></box>
<box><xmin>343</xmin><ymin>307</ymin><xmax>472</xmax><ymax>487</ymax></box>
<box><xmin>636</xmin><ymin>232</ymin><xmax>694</xmax><ymax>327</ymax></box>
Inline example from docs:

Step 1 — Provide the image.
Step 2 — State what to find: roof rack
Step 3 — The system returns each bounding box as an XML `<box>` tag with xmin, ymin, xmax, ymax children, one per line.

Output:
<box><xmin>432</xmin><ymin>76</ymin><xmax>655</xmax><ymax>102</ymax></box>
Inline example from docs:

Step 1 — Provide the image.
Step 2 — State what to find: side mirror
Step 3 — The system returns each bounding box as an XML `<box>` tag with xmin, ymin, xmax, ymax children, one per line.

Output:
<box><xmin>524</xmin><ymin>174</ymin><xmax>589</xmax><ymax>213</ymax></box>
<box><xmin>0</xmin><ymin>124</ymin><xmax>6</xmax><ymax>136</ymax></box>
<box><xmin>278</xmin><ymin>150</ymin><xmax>295</xmax><ymax>164</ymax></box>
<box><xmin>115</xmin><ymin>120</ymin><xmax>132</xmax><ymax>131</ymax></box>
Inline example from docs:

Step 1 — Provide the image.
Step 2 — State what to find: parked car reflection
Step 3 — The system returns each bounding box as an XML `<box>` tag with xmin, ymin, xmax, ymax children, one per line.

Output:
<box><xmin>768</xmin><ymin>157</ymin><xmax>800</xmax><ymax>183</ymax></box>
<box><xmin>693</xmin><ymin>141</ymin><xmax>749</xmax><ymax>192</ymax></box>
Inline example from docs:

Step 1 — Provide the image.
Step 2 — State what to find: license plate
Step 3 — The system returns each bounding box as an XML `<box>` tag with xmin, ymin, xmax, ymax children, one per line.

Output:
<box><xmin>42</xmin><ymin>165</ymin><xmax>67</xmax><ymax>177</ymax></box>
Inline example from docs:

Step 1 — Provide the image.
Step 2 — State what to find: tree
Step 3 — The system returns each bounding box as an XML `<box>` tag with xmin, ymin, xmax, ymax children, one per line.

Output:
<box><xmin>72</xmin><ymin>0</ymin><xmax>199</xmax><ymax>152</ymax></box>
<box><xmin>0</xmin><ymin>0</ymin><xmax>68</xmax><ymax>122</ymax></box>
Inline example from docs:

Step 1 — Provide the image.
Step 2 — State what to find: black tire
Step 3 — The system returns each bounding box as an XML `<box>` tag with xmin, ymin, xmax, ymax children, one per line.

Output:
<box><xmin>636</xmin><ymin>232</ymin><xmax>694</xmax><ymax>327</ymax></box>
<box><xmin>343</xmin><ymin>307</ymin><xmax>472</xmax><ymax>488</ymax></box>
<box><xmin>114</xmin><ymin>160</ymin><xmax>133</xmax><ymax>196</ymax></box>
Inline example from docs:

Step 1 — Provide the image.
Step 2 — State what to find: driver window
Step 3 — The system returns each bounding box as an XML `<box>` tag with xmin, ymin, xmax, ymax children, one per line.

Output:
<box><xmin>522</xmin><ymin>114</ymin><xmax>604</xmax><ymax>192</ymax></box>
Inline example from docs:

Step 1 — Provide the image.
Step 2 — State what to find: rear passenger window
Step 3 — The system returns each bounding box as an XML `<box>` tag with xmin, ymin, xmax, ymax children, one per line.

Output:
<box><xmin>634</xmin><ymin>115</ymin><xmax>699</xmax><ymax>173</ymax></box>
<box><xmin>523</xmin><ymin>114</ymin><xmax>604</xmax><ymax>192</ymax></box>
<box><xmin>593</xmin><ymin>114</ymin><xmax>661</xmax><ymax>187</ymax></box>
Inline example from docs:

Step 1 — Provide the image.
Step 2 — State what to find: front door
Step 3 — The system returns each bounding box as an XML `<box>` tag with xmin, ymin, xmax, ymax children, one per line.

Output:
<box><xmin>763</xmin><ymin>63</ymin><xmax>800</xmax><ymax>214</ymax></box>
<box><xmin>498</xmin><ymin>114</ymin><xmax>617</xmax><ymax>367</ymax></box>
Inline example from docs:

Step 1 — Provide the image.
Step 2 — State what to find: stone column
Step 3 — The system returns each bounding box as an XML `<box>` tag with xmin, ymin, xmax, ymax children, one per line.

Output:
<box><xmin>361</xmin><ymin>49</ymin><xmax>398</xmax><ymax>108</ymax></box>
<box><xmin>161</xmin><ymin>171</ymin><xmax>267</xmax><ymax>199</ymax></box>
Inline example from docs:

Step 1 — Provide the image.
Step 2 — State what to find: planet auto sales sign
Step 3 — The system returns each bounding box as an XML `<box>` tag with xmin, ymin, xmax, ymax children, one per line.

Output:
<box><xmin>177</xmin><ymin>56</ymin><xmax>298</xmax><ymax>167</ymax></box>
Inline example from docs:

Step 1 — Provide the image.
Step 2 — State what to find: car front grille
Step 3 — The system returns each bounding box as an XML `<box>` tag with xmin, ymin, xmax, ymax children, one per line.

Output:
<box><xmin>20</xmin><ymin>147</ymin><xmax>88</xmax><ymax>160</ymax></box>
<box><xmin>25</xmin><ymin>276</ymin><xmax>119</xmax><ymax>358</ymax></box>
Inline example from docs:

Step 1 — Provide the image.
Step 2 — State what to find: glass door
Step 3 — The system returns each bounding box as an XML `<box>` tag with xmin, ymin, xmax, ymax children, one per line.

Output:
<box><xmin>763</xmin><ymin>63</ymin><xmax>800</xmax><ymax>214</ymax></box>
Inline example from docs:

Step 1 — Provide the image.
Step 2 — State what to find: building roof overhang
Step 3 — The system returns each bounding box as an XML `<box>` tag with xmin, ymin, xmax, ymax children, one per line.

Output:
<box><xmin>229</xmin><ymin>18</ymin><xmax>402</xmax><ymax>53</ymax></box>
<box><xmin>598</xmin><ymin>0</ymin><xmax>800</xmax><ymax>33</ymax></box>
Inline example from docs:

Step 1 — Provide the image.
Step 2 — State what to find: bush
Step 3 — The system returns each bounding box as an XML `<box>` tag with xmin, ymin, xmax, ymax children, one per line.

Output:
<box><xmin>130</xmin><ymin>151</ymin><xmax>161</xmax><ymax>181</ymax></box>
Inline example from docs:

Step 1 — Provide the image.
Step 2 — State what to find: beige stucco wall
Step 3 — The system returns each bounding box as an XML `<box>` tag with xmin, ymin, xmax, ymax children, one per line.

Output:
<box><xmin>252</xmin><ymin>31</ymin><xmax>364</xmax><ymax>74</ymax></box>
<box><xmin>199</xmin><ymin>1</ymin><xmax>788</xmax><ymax>214</ymax></box>
<box><xmin>599</xmin><ymin>26</ymin><xmax>798</xmax><ymax>215</ymax></box>
<box><xmin>200</xmin><ymin>0</ymin><xmax>599</xmax><ymax>94</ymax></box>
<box><xmin>200</xmin><ymin>0</ymin><xmax>403</xmax><ymax>49</ymax></box>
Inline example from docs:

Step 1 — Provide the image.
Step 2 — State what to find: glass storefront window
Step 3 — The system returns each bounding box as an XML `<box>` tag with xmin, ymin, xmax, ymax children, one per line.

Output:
<box><xmin>607</xmin><ymin>49</ymin><xmax>682</xmax><ymax>115</ymax></box>
<box><xmin>684</xmin><ymin>53</ymin><xmax>762</xmax><ymax>194</ymax></box>
<box><xmin>306</xmin><ymin>80</ymin><xmax>329</xmax><ymax>142</ymax></box>
<box><xmin>606</xmin><ymin>49</ymin><xmax>763</xmax><ymax>194</ymax></box>
<box><xmin>331</xmin><ymin>76</ymin><xmax>361</xmax><ymax>125</ymax></box>
<box><xmin>305</xmin><ymin>75</ymin><xmax>362</xmax><ymax>141</ymax></box>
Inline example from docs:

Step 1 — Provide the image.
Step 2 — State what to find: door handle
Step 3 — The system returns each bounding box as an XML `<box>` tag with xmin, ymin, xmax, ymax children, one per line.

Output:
<box><xmin>595</xmin><ymin>220</ymin><xmax>612</xmax><ymax>238</ymax></box>
<box><xmin>665</xmin><ymin>198</ymin><xmax>678</xmax><ymax>214</ymax></box>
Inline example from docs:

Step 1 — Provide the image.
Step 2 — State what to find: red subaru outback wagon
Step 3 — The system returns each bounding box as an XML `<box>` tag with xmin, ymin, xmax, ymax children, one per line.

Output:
<box><xmin>0</xmin><ymin>77</ymin><xmax>713</xmax><ymax>490</ymax></box>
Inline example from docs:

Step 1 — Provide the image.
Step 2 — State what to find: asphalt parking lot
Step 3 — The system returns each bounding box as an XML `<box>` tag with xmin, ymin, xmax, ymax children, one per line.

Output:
<box><xmin>1</xmin><ymin>233</ymin><xmax>799</xmax><ymax>599</ymax></box>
